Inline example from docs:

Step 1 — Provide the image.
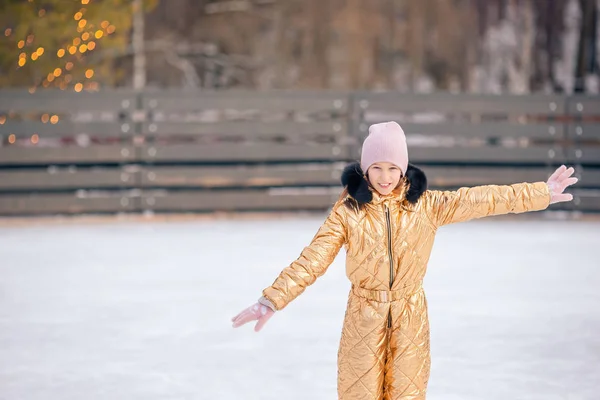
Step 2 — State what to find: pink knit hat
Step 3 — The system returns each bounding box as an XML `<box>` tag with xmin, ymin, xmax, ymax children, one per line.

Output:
<box><xmin>360</xmin><ymin>121</ymin><xmax>409</xmax><ymax>175</ymax></box>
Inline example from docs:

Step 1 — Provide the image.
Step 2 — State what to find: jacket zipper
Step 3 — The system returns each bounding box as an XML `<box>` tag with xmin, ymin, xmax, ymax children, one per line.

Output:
<box><xmin>385</xmin><ymin>204</ymin><xmax>393</xmax><ymax>328</ymax></box>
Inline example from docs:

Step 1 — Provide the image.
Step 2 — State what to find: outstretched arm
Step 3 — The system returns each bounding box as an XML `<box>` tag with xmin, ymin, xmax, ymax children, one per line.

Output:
<box><xmin>260</xmin><ymin>201</ymin><xmax>347</xmax><ymax>310</ymax></box>
<box><xmin>231</xmin><ymin>201</ymin><xmax>347</xmax><ymax>331</ymax></box>
<box><xmin>426</xmin><ymin>165</ymin><xmax>577</xmax><ymax>227</ymax></box>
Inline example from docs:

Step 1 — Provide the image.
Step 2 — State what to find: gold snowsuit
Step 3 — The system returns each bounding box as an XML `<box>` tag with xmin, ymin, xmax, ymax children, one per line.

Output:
<box><xmin>262</xmin><ymin>182</ymin><xmax>551</xmax><ymax>400</ymax></box>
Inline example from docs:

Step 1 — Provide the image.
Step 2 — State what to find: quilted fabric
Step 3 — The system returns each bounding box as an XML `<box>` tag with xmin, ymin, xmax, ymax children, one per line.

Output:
<box><xmin>262</xmin><ymin>181</ymin><xmax>550</xmax><ymax>399</ymax></box>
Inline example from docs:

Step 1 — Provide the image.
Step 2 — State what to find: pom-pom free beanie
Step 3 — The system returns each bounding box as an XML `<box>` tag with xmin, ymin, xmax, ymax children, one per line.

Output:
<box><xmin>360</xmin><ymin>121</ymin><xmax>409</xmax><ymax>175</ymax></box>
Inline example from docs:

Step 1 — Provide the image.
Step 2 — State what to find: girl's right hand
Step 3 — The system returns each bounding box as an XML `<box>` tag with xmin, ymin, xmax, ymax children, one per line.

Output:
<box><xmin>231</xmin><ymin>302</ymin><xmax>275</xmax><ymax>332</ymax></box>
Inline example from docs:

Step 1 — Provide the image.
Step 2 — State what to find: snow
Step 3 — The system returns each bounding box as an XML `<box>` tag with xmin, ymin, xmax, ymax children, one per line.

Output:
<box><xmin>0</xmin><ymin>215</ymin><xmax>598</xmax><ymax>400</ymax></box>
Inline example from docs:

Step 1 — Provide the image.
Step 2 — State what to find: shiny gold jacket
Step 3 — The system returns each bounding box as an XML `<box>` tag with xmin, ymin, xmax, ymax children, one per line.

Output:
<box><xmin>262</xmin><ymin>179</ymin><xmax>550</xmax><ymax>310</ymax></box>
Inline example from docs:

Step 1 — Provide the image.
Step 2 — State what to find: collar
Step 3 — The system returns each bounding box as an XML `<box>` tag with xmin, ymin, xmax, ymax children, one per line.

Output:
<box><xmin>368</xmin><ymin>182</ymin><xmax>408</xmax><ymax>206</ymax></box>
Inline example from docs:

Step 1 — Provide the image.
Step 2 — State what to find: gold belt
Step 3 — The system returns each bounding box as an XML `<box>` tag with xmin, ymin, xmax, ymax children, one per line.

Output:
<box><xmin>351</xmin><ymin>282</ymin><xmax>423</xmax><ymax>302</ymax></box>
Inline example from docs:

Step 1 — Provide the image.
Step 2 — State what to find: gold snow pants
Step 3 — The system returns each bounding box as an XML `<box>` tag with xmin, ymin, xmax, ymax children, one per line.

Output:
<box><xmin>338</xmin><ymin>283</ymin><xmax>430</xmax><ymax>400</ymax></box>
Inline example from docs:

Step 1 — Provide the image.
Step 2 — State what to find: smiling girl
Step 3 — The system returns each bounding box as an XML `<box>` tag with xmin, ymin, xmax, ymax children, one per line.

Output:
<box><xmin>231</xmin><ymin>121</ymin><xmax>577</xmax><ymax>400</ymax></box>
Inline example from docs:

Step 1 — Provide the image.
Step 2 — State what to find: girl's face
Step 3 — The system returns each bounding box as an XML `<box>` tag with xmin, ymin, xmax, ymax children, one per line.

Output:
<box><xmin>367</xmin><ymin>162</ymin><xmax>402</xmax><ymax>195</ymax></box>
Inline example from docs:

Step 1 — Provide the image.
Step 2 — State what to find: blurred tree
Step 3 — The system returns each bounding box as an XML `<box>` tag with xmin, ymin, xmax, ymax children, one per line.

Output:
<box><xmin>0</xmin><ymin>0</ymin><xmax>157</xmax><ymax>90</ymax></box>
<box><xmin>3</xmin><ymin>0</ymin><xmax>592</xmax><ymax>93</ymax></box>
<box><xmin>532</xmin><ymin>0</ymin><xmax>568</xmax><ymax>92</ymax></box>
<box><xmin>574</xmin><ymin>0</ymin><xmax>598</xmax><ymax>92</ymax></box>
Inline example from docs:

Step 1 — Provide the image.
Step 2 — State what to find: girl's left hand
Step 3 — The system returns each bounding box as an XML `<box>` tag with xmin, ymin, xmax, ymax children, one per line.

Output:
<box><xmin>546</xmin><ymin>165</ymin><xmax>578</xmax><ymax>204</ymax></box>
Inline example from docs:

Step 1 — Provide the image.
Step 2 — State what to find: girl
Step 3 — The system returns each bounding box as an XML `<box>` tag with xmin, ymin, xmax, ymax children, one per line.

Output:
<box><xmin>231</xmin><ymin>121</ymin><xmax>577</xmax><ymax>400</ymax></box>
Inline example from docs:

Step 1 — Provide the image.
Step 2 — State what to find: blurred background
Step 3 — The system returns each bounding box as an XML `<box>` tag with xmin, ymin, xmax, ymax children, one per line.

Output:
<box><xmin>0</xmin><ymin>0</ymin><xmax>599</xmax><ymax>215</ymax></box>
<box><xmin>3</xmin><ymin>0</ymin><xmax>600</xmax><ymax>92</ymax></box>
<box><xmin>0</xmin><ymin>2</ymin><xmax>599</xmax><ymax>400</ymax></box>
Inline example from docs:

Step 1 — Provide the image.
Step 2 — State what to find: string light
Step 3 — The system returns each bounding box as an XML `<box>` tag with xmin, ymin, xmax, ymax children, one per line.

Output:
<box><xmin>31</xmin><ymin>134</ymin><xmax>39</xmax><ymax>144</ymax></box>
<box><xmin>50</xmin><ymin>115</ymin><xmax>59</xmax><ymax>124</ymax></box>
<box><xmin>0</xmin><ymin>116</ymin><xmax>6</xmax><ymax>124</ymax></box>
<box><xmin>4</xmin><ymin>28</ymin><xmax>11</xmax><ymax>36</ymax></box>
<box><xmin>41</xmin><ymin>114</ymin><xmax>49</xmax><ymax>123</ymax></box>
<box><xmin>8</xmin><ymin>134</ymin><xmax>16</xmax><ymax>144</ymax></box>
<box><xmin>16</xmin><ymin>2</ymin><xmax>121</xmax><ymax>90</ymax></box>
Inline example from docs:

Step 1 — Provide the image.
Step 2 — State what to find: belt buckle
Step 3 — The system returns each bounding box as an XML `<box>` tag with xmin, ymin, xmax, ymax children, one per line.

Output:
<box><xmin>380</xmin><ymin>291</ymin><xmax>388</xmax><ymax>302</ymax></box>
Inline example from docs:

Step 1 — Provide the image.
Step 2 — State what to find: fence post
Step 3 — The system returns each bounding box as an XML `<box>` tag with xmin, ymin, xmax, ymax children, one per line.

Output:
<box><xmin>132</xmin><ymin>90</ymin><xmax>145</xmax><ymax>213</ymax></box>
<box><xmin>565</xmin><ymin>95</ymin><xmax>582</xmax><ymax>213</ymax></box>
<box><xmin>347</xmin><ymin>91</ymin><xmax>366</xmax><ymax>163</ymax></box>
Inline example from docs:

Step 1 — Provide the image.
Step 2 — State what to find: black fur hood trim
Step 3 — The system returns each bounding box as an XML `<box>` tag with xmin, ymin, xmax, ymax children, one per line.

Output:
<box><xmin>404</xmin><ymin>164</ymin><xmax>428</xmax><ymax>203</ymax></box>
<box><xmin>340</xmin><ymin>162</ymin><xmax>427</xmax><ymax>205</ymax></box>
<box><xmin>341</xmin><ymin>162</ymin><xmax>372</xmax><ymax>204</ymax></box>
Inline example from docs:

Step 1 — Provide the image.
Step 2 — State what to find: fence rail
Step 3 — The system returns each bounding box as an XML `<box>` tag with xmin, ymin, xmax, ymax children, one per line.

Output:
<box><xmin>0</xmin><ymin>89</ymin><xmax>598</xmax><ymax>216</ymax></box>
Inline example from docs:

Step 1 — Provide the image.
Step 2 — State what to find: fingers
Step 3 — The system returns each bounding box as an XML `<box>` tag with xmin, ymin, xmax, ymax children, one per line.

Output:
<box><xmin>548</xmin><ymin>165</ymin><xmax>567</xmax><ymax>182</ymax></box>
<box><xmin>254</xmin><ymin>312</ymin><xmax>274</xmax><ymax>332</ymax></box>
<box><xmin>231</xmin><ymin>310</ymin><xmax>250</xmax><ymax>327</ymax></box>
<box><xmin>232</xmin><ymin>309</ymin><xmax>258</xmax><ymax>328</ymax></box>
<box><xmin>231</xmin><ymin>311</ymin><xmax>244</xmax><ymax>322</ymax></box>
<box><xmin>557</xmin><ymin>166</ymin><xmax>575</xmax><ymax>182</ymax></box>
<box><xmin>231</xmin><ymin>306</ymin><xmax>253</xmax><ymax>322</ymax></box>
<box><xmin>232</xmin><ymin>313</ymin><xmax>256</xmax><ymax>328</ymax></box>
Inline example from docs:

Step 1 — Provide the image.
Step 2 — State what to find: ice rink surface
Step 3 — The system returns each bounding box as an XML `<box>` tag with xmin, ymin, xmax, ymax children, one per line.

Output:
<box><xmin>1</xmin><ymin>213</ymin><xmax>599</xmax><ymax>400</ymax></box>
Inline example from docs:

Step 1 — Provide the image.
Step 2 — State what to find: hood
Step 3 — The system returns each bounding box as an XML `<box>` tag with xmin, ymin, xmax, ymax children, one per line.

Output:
<box><xmin>340</xmin><ymin>161</ymin><xmax>427</xmax><ymax>206</ymax></box>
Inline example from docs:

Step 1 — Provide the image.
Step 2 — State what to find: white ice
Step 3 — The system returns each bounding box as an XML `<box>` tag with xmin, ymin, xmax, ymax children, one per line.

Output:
<box><xmin>0</xmin><ymin>214</ymin><xmax>598</xmax><ymax>400</ymax></box>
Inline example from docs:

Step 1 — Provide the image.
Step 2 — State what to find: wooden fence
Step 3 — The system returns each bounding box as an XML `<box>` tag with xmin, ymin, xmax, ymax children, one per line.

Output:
<box><xmin>0</xmin><ymin>89</ymin><xmax>598</xmax><ymax>216</ymax></box>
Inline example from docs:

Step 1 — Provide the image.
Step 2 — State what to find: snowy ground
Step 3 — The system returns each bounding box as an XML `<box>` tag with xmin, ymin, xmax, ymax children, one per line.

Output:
<box><xmin>0</xmin><ymin>214</ymin><xmax>598</xmax><ymax>400</ymax></box>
